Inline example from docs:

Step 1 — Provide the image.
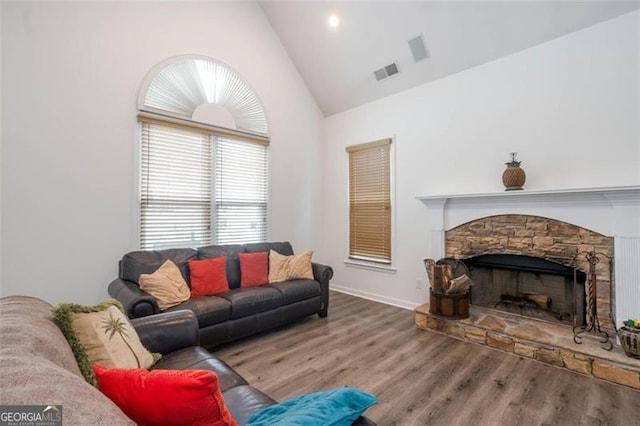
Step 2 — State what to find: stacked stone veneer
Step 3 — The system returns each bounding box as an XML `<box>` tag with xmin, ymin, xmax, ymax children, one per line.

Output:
<box><xmin>445</xmin><ymin>215</ymin><xmax>615</xmax><ymax>336</ymax></box>
<box><xmin>414</xmin><ymin>305</ymin><xmax>640</xmax><ymax>389</ymax></box>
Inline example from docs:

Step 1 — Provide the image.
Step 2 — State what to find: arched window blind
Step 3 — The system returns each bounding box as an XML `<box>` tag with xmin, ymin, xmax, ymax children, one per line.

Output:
<box><xmin>140</xmin><ymin>56</ymin><xmax>268</xmax><ymax>136</ymax></box>
<box><xmin>138</xmin><ymin>56</ymin><xmax>269</xmax><ymax>249</ymax></box>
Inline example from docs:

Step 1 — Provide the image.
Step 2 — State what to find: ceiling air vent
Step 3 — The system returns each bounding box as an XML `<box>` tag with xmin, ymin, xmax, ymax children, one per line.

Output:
<box><xmin>408</xmin><ymin>34</ymin><xmax>429</xmax><ymax>63</ymax></box>
<box><xmin>374</xmin><ymin>62</ymin><xmax>400</xmax><ymax>81</ymax></box>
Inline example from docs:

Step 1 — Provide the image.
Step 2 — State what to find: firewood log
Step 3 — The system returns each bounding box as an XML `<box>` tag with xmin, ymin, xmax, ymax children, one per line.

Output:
<box><xmin>431</xmin><ymin>265</ymin><xmax>452</xmax><ymax>292</ymax></box>
<box><xmin>446</xmin><ymin>274</ymin><xmax>474</xmax><ymax>294</ymax></box>
<box><xmin>423</xmin><ymin>258</ymin><xmax>435</xmax><ymax>288</ymax></box>
<box><xmin>522</xmin><ymin>293</ymin><xmax>552</xmax><ymax>309</ymax></box>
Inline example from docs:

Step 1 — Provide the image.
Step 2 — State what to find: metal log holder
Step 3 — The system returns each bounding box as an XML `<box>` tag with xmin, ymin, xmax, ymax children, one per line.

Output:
<box><xmin>573</xmin><ymin>251</ymin><xmax>613</xmax><ymax>351</ymax></box>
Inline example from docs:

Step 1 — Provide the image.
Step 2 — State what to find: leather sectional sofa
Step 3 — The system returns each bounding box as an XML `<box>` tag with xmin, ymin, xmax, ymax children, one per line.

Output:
<box><xmin>108</xmin><ymin>242</ymin><xmax>332</xmax><ymax>349</ymax></box>
<box><xmin>0</xmin><ymin>296</ymin><xmax>376</xmax><ymax>425</ymax></box>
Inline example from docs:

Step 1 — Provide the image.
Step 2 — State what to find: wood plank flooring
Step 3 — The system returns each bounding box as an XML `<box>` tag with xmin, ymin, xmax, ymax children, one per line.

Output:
<box><xmin>213</xmin><ymin>291</ymin><xmax>640</xmax><ymax>425</ymax></box>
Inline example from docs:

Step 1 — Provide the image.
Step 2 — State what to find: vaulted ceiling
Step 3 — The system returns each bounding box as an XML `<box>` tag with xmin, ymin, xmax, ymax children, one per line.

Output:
<box><xmin>259</xmin><ymin>1</ymin><xmax>640</xmax><ymax>116</ymax></box>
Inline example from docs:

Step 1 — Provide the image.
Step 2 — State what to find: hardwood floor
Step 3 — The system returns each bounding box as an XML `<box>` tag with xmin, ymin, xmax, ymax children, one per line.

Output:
<box><xmin>214</xmin><ymin>291</ymin><xmax>640</xmax><ymax>425</ymax></box>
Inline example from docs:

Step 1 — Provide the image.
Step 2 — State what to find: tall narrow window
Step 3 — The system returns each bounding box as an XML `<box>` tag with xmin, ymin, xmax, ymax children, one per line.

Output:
<box><xmin>137</xmin><ymin>56</ymin><xmax>269</xmax><ymax>249</ymax></box>
<box><xmin>346</xmin><ymin>138</ymin><xmax>392</xmax><ymax>264</ymax></box>
<box><xmin>214</xmin><ymin>137</ymin><xmax>268</xmax><ymax>244</ymax></box>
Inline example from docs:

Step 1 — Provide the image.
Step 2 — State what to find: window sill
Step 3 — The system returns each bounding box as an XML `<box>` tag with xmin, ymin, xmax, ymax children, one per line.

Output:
<box><xmin>344</xmin><ymin>259</ymin><xmax>397</xmax><ymax>274</ymax></box>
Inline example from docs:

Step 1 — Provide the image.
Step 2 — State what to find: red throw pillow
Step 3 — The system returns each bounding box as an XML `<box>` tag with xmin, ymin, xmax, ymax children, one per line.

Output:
<box><xmin>93</xmin><ymin>365</ymin><xmax>237</xmax><ymax>426</ymax></box>
<box><xmin>188</xmin><ymin>257</ymin><xmax>228</xmax><ymax>298</ymax></box>
<box><xmin>239</xmin><ymin>252</ymin><xmax>268</xmax><ymax>287</ymax></box>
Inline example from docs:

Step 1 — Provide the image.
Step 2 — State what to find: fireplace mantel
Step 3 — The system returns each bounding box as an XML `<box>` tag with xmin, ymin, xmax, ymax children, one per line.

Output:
<box><xmin>416</xmin><ymin>186</ymin><xmax>640</xmax><ymax>238</ymax></box>
<box><xmin>416</xmin><ymin>185</ymin><xmax>640</xmax><ymax>328</ymax></box>
<box><xmin>417</xmin><ymin>185</ymin><xmax>640</xmax><ymax>206</ymax></box>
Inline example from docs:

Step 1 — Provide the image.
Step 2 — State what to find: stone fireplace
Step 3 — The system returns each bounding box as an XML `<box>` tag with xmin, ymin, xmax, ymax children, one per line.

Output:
<box><xmin>418</xmin><ymin>186</ymin><xmax>640</xmax><ymax>331</ymax></box>
<box><xmin>445</xmin><ymin>214</ymin><xmax>611</xmax><ymax>333</ymax></box>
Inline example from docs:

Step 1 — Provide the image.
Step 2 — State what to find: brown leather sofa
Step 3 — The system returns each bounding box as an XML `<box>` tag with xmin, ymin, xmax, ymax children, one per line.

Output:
<box><xmin>0</xmin><ymin>296</ymin><xmax>376</xmax><ymax>425</ymax></box>
<box><xmin>108</xmin><ymin>242</ymin><xmax>332</xmax><ymax>349</ymax></box>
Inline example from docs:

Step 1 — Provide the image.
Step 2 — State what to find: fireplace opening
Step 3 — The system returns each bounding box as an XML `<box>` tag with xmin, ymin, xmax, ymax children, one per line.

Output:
<box><xmin>463</xmin><ymin>254</ymin><xmax>587</xmax><ymax>326</ymax></box>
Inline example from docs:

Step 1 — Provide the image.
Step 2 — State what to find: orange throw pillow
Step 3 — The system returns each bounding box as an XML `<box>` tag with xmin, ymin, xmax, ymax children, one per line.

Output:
<box><xmin>188</xmin><ymin>257</ymin><xmax>229</xmax><ymax>298</ymax></box>
<box><xmin>238</xmin><ymin>252</ymin><xmax>268</xmax><ymax>287</ymax></box>
<box><xmin>93</xmin><ymin>365</ymin><xmax>237</xmax><ymax>426</ymax></box>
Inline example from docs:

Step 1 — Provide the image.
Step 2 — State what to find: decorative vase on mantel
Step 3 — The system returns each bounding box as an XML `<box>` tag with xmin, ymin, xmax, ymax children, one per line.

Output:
<box><xmin>502</xmin><ymin>152</ymin><xmax>526</xmax><ymax>191</ymax></box>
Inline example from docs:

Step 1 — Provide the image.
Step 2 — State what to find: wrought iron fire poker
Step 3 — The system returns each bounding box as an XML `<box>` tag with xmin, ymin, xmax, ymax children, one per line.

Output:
<box><xmin>573</xmin><ymin>251</ymin><xmax>613</xmax><ymax>351</ymax></box>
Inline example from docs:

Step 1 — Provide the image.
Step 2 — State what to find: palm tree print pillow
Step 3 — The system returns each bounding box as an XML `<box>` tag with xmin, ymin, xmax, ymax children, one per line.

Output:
<box><xmin>53</xmin><ymin>300</ymin><xmax>160</xmax><ymax>386</ymax></box>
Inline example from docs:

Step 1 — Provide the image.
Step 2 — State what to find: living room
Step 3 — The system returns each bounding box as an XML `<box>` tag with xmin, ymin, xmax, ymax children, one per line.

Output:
<box><xmin>2</xmin><ymin>1</ymin><xmax>639</xmax><ymax>425</ymax></box>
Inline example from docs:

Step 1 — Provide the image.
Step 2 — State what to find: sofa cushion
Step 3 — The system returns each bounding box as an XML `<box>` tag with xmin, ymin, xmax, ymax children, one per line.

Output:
<box><xmin>267</xmin><ymin>280</ymin><xmax>321</xmax><ymax>305</ymax></box>
<box><xmin>216</xmin><ymin>287</ymin><xmax>283</xmax><ymax>319</ymax></box>
<box><xmin>121</xmin><ymin>248</ymin><xmax>197</xmax><ymax>285</ymax></box>
<box><xmin>152</xmin><ymin>347</ymin><xmax>248</xmax><ymax>392</ymax></box>
<box><xmin>198</xmin><ymin>245</ymin><xmax>244</xmax><ymax>290</ymax></box>
<box><xmin>139</xmin><ymin>260</ymin><xmax>191</xmax><ymax>310</ymax></box>
<box><xmin>164</xmin><ymin>296</ymin><xmax>231</xmax><ymax>328</ymax></box>
<box><xmin>223</xmin><ymin>385</ymin><xmax>276</xmax><ymax>426</ymax></box>
<box><xmin>239</xmin><ymin>252</ymin><xmax>269</xmax><ymax>287</ymax></box>
<box><xmin>244</xmin><ymin>241</ymin><xmax>294</xmax><ymax>256</ymax></box>
<box><xmin>189</xmin><ymin>257</ymin><xmax>229</xmax><ymax>297</ymax></box>
<box><xmin>94</xmin><ymin>365</ymin><xmax>237</xmax><ymax>426</ymax></box>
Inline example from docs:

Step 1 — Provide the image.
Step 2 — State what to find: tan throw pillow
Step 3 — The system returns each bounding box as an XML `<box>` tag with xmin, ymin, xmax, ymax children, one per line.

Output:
<box><xmin>268</xmin><ymin>250</ymin><xmax>314</xmax><ymax>283</ymax></box>
<box><xmin>139</xmin><ymin>259</ymin><xmax>190</xmax><ymax>310</ymax></box>
<box><xmin>53</xmin><ymin>300</ymin><xmax>160</xmax><ymax>386</ymax></box>
<box><xmin>73</xmin><ymin>305</ymin><xmax>156</xmax><ymax>368</ymax></box>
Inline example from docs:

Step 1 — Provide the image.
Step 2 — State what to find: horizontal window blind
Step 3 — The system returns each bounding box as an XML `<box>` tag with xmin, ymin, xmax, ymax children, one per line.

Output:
<box><xmin>138</xmin><ymin>112</ymin><xmax>269</xmax><ymax>146</ymax></box>
<box><xmin>347</xmin><ymin>138</ymin><xmax>392</xmax><ymax>264</ymax></box>
<box><xmin>214</xmin><ymin>137</ymin><xmax>268</xmax><ymax>245</ymax></box>
<box><xmin>140</xmin><ymin>122</ymin><xmax>212</xmax><ymax>250</ymax></box>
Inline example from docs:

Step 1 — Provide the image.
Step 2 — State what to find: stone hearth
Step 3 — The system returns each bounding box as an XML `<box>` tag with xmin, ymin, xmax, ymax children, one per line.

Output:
<box><xmin>415</xmin><ymin>304</ymin><xmax>640</xmax><ymax>389</ymax></box>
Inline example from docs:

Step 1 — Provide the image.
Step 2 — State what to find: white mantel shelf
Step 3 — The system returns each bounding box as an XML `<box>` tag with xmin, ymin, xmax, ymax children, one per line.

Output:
<box><xmin>415</xmin><ymin>185</ymin><xmax>640</xmax><ymax>236</ymax></box>
<box><xmin>416</xmin><ymin>185</ymin><xmax>640</xmax><ymax>203</ymax></box>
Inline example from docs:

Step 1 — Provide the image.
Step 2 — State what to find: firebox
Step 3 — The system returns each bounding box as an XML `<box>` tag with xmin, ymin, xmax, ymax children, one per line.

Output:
<box><xmin>463</xmin><ymin>254</ymin><xmax>587</xmax><ymax>326</ymax></box>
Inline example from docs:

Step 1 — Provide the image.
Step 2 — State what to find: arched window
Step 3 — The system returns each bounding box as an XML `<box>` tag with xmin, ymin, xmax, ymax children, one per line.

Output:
<box><xmin>137</xmin><ymin>56</ymin><xmax>269</xmax><ymax>249</ymax></box>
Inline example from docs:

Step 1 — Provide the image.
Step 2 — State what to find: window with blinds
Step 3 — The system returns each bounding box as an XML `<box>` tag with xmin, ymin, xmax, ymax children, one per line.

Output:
<box><xmin>214</xmin><ymin>138</ymin><xmax>268</xmax><ymax>244</ymax></box>
<box><xmin>139</xmin><ymin>117</ymin><xmax>269</xmax><ymax>250</ymax></box>
<box><xmin>137</xmin><ymin>56</ymin><xmax>270</xmax><ymax>250</ymax></box>
<box><xmin>346</xmin><ymin>138</ymin><xmax>392</xmax><ymax>264</ymax></box>
<box><xmin>140</xmin><ymin>122</ymin><xmax>212</xmax><ymax>250</ymax></box>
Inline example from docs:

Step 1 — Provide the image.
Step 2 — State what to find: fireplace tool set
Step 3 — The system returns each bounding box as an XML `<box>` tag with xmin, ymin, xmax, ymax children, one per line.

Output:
<box><xmin>572</xmin><ymin>250</ymin><xmax>613</xmax><ymax>351</ymax></box>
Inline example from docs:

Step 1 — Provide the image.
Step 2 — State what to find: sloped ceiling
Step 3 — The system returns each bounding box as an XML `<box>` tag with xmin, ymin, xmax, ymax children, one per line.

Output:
<box><xmin>259</xmin><ymin>1</ymin><xmax>640</xmax><ymax>116</ymax></box>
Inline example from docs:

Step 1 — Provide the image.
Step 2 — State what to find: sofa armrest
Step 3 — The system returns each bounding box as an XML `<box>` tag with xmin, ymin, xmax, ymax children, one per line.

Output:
<box><xmin>131</xmin><ymin>310</ymin><xmax>200</xmax><ymax>354</ymax></box>
<box><xmin>312</xmin><ymin>262</ymin><xmax>334</xmax><ymax>283</ymax></box>
<box><xmin>312</xmin><ymin>262</ymin><xmax>333</xmax><ymax>318</ymax></box>
<box><xmin>108</xmin><ymin>278</ymin><xmax>160</xmax><ymax>318</ymax></box>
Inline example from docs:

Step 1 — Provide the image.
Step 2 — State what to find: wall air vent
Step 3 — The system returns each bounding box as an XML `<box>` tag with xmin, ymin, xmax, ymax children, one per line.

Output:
<box><xmin>374</xmin><ymin>62</ymin><xmax>400</xmax><ymax>81</ymax></box>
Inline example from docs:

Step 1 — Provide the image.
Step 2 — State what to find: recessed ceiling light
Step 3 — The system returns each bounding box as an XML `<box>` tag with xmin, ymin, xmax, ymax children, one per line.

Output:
<box><xmin>328</xmin><ymin>14</ymin><xmax>340</xmax><ymax>28</ymax></box>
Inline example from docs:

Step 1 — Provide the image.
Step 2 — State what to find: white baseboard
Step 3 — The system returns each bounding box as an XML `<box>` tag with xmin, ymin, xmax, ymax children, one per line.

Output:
<box><xmin>330</xmin><ymin>284</ymin><xmax>418</xmax><ymax>311</ymax></box>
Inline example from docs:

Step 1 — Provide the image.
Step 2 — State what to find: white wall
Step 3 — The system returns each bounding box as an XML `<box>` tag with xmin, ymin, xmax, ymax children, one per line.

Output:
<box><xmin>0</xmin><ymin>3</ymin><xmax>3</xmax><ymax>294</ymax></box>
<box><xmin>1</xmin><ymin>2</ymin><xmax>324</xmax><ymax>304</ymax></box>
<box><xmin>322</xmin><ymin>12</ymin><xmax>640</xmax><ymax>309</ymax></box>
